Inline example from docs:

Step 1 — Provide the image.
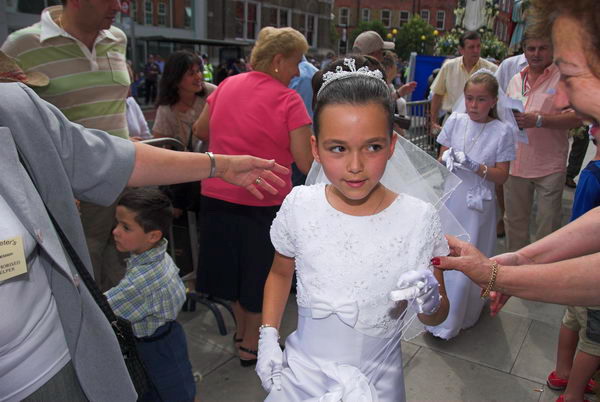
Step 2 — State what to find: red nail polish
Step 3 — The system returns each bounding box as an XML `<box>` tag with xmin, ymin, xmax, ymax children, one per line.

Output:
<box><xmin>430</xmin><ymin>257</ymin><xmax>440</xmax><ymax>266</ymax></box>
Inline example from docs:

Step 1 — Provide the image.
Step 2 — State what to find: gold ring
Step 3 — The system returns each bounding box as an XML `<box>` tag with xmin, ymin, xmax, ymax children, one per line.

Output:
<box><xmin>255</xmin><ymin>177</ymin><xmax>263</xmax><ymax>185</ymax></box>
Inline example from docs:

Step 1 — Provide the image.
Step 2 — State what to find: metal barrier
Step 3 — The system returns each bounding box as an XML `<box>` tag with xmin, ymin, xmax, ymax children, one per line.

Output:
<box><xmin>404</xmin><ymin>100</ymin><xmax>437</xmax><ymax>157</ymax></box>
<box><xmin>140</xmin><ymin>137</ymin><xmax>233</xmax><ymax>336</ymax></box>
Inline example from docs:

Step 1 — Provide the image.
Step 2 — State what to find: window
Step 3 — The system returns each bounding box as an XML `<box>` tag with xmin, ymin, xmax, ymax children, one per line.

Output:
<box><xmin>306</xmin><ymin>14</ymin><xmax>317</xmax><ymax>46</ymax></box>
<box><xmin>234</xmin><ymin>1</ymin><xmax>259</xmax><ymax>40</ymax></box>
<box><xmin>339</xmin><ymin>7</ymin><xmax>349</xmax><ymax>26</ymax></box>
<box><xmin>436</xmin><ymin>10</ymin><xmax>445</xmax><ymax>30</ymax></box>
<box><xmin>280</xmin><ymin>9</ymin><xmax>289</xmax><ymax>26</ymax></box>
<box><xmin>420</xmin><ymin>10</ymin><xmax>430</xmax><ymax>24</ymax></box>
<box><xmin>399</xmin><ymin>11</ymin><xmax>410</xmax><ymax>26</ymax></box>
<box><xmin>381</xmin><ymin>9</ymin><xmax>391</xmax><ymax>27</ymax></box>
<box><xmin>262</xmin><ymin>7</ymin><xmax>289</xmax><ymax>28</ymax></box>
<box><xmin>144</xmin><ymin>0</ymin><xmax>153</xmax><ymax>25</ymax></box>
<box><xmin>362</xmin><ymin>8</ymin><xmax>370</xmax><ymax>22</ymax></box>
<box><xmin>184</xmin><ymin>0</ymin><xmax>192</xmax><ymax>29</ymax></box>
<box><xmin>131</xmin><ymin>0</ymin><xmax>137</xmax><ymax>23</ymax></box>
<box><xmin>16</xmin><ymin>0</ymin><xmax>60</xmax><ymax>14</ymax></box>
<box><xmin>157</xmin><ymin>1</ymin><xmax>168</xmax><ymax>26</ymax></box>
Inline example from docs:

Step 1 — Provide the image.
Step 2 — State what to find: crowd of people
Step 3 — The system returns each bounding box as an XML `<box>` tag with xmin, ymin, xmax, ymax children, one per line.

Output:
<box><xmin>1</xmin><ymin>0</ymin><xmax>600</xmax><ymax>401</ymax></box>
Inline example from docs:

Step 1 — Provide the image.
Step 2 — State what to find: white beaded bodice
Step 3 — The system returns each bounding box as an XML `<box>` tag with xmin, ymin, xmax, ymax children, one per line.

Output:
<box><xmin>270</xmin><ymin>184</ymin><xmax>448</xmax><ymax>337</ymax></box>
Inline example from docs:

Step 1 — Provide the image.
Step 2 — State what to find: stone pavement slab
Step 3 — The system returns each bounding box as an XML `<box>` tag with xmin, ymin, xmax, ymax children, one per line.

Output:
<box><xmin>511</xmin><ymin>320</ymin><xmax>560</xmax><ymax>384</ymax></box>
<box><xmin>404</xmin><ymin>347</ymin><xmax>544</xmax><ymax>402</ymax></box>
<box><xmin>408</xmin><ymin>311</ymin><xmax>531</xmax><ymax>372</ymax></box>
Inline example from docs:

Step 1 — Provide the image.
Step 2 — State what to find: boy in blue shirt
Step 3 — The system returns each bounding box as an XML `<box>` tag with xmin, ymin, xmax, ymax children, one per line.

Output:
<box><xmin>105</xmin><ymin>188</ymin><xmax>195</xmax><ymax>402</ymax></box>
<box><xmin>546</xmin><ymin>126</ymin><xmax>600</xmax><ymax>402</ymax></box>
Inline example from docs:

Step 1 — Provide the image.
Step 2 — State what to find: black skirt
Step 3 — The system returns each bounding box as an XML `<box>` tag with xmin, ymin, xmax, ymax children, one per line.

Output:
<box><xmin>196</xmin><ymin>196</ymin><xmax>280</xmax><ymax>313</ymax></box>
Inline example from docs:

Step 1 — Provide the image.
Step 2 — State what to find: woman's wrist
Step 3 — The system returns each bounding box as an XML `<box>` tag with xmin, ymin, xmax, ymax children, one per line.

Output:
<box><xmin>209</xmin><ymin>153</ymin><xmax>227</xmax><ymax>179</ymax></box>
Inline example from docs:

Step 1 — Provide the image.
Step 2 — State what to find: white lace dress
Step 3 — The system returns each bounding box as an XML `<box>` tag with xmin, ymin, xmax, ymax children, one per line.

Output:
<box><xmin>430</xmin><ymin>113</ymin><xmax>515</xmax><ymax>339</ymax></box>
<box><xmin>267</xmin><ymin>183</ymin><xmax>448</xmax><ymax>402</ymax></box>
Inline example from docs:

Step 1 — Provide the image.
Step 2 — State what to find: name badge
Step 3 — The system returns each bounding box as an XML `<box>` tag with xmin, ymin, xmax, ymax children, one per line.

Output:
<box><xmin>0</xmin><ymin>236</ymin><xmax>28</xmax><ymax>281</ymax></box>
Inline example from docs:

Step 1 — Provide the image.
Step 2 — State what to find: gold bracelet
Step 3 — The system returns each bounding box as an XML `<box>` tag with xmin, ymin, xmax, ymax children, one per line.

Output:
<box><xmin>481</xmin><ymin>261</ymin><xmax>499</xmax><ymax>299</ymax></box>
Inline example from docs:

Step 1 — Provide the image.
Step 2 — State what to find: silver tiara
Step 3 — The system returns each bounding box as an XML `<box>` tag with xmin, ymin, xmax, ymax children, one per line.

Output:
<box><xmin>317</xmin><ymin>58</ymin><xmax>385</xmax><ymax>98</ymax></box>
<box><xmin>472</xmin><ymin>68</ymin><xmax>496</xmax><ymax>78</ymax></box>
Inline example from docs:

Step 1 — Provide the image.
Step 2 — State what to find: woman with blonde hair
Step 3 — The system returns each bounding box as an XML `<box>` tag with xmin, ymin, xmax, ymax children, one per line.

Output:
<box><xmin>193</xmin><ymin>26</ymin><xmax>314</xmax><ymax>366</ymax></box>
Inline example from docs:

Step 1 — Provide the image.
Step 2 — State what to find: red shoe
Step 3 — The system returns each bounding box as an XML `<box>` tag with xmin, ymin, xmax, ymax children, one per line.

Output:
<box><xmin>547</xmin><ymin>371</ymin><xmax>597</xmax><ymax>393</ymax></box>
<box><xmin>556</xmin><ymin>395</ymin><xmax>590</xmax><ymax>402</ymax></box>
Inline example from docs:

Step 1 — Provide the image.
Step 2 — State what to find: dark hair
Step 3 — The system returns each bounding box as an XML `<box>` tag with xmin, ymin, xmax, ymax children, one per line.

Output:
<box><xmin>156</xmin><ymin>50</ymin><xmax>205</xmax><ymax>107</ymax></box>
<box><xmin>313</xmin><ymin>55</ymin><xmax>394</xmax><ymax>139</ymax></box>
<box><xmin>459</xmin><ymin>31</ymin><xmax>481</xmax><ymax>48</ymax></box>
<box><xmin>118</xmin><ymin>188</ymin><xmax>173</xmax><ymax>239</ymax></box>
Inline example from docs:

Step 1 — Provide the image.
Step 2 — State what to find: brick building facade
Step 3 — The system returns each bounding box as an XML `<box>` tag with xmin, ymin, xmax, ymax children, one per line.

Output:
<box><xmin>333</xmin><ymin>0</ymin><xmax>458</xmax><ymax>54</ymax></box>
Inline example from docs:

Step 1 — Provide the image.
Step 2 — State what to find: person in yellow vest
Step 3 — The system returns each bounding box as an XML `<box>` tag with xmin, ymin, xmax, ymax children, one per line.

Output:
<box><xmin>202</xmin><ymin>54</ymin><xmax>214</xmax><ymax>83</ymax></box>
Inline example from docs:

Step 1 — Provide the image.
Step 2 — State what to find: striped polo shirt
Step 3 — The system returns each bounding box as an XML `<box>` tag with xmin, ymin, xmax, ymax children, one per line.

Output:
<box><xmin>1</xmin><ymin>6</ymin><xmax>130</xmax><ymax>139</ymax></box>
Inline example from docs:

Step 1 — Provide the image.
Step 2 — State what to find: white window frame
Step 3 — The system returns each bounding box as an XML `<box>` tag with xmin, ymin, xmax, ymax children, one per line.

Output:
<box><xmin>235</xmin><ymin>0</ymin><xmax>261</xmax><ymax>40</ymax></box>
<box><xmin>279</xmin><ymin>8</ymin><xmax>290</xmax><ymax>27</ymax></box>
<box><xmin>381</xmin><ymin>9</ymin><xmax>391</xmax><ymax>28</ymax></box>
<box><xmin>362</xmin><ymin>8</ymin><xmax>370</xmax><ymax>22</ymax></box>
<box><xmin>399</xmin><ymin>10</ymin><xmax>410</xmax><ymax>26</ymax></box>
<box><xmin>305</xmin><ymin>13</ymin><xmax>318</xmax><ymax>47</ymax></box>
<box><xmin>436</xmin><ymin>10</ymin><xmax>445</xmax><ymax>30</ymax></box>
<box><xmin>339</xmin><ymin>7</ymin><xmax>349</xmax><ymax>26</ymax></box>
<box><xmin>420</xmin><ymin>9</ymin><xmax>430</xmax><ymax>24</ymax></box>
<box><xmin>144</xmin><ymin>0</ymin><xmax>153</xmax><ymax>25</ymax></box>
<box><xmin>157</xmin><ymin>0</ymin><xmax>168</xmax><ymax>26</ymax></box>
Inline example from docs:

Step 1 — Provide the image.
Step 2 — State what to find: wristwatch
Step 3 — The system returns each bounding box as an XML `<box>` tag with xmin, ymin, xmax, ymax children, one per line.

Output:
<box><xmin>535</xmin><ymin>114</ymin><xmax>543</xmax><ymax>128</ymax></box>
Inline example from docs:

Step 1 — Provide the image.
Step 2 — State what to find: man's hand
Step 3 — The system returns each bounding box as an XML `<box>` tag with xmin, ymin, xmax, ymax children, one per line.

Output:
<box><xmin>217</xmin><ymin>155</ymin><xmax>289</xmax><ymax>200</ymax></box>
<box><xmin>513</xmin><ymin>112</ymin><xmax>537</xmax><ymax>129</ymax></box>
<box><xmin>256</xmin><ymin>326</ymin><xmax>283</xmax><ymax>392</ymax></box>
<box><xmin>430</xmin><ymin>122</ymin><xmax>442</xmax><ymax>136</ymax></box>
<box><xmin>390</xmin><ymin>269</ymin><xmax>441</xmax><ymax>315</ymax></box>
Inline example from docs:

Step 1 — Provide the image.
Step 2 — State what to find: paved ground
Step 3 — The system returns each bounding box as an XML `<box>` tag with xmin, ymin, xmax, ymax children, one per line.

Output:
<box><xmin>175</xmin><ymin>140</ymin><xmax>597</xmax><ymax>402</ymax></box>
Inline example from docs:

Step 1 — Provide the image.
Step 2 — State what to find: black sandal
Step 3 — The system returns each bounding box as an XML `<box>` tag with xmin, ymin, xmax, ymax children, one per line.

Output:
<box><xmin>239</xmin><ymin>346</ymin><xmax>258</xmax><ymax>367</ymax></box>
<box><xmin>233</xmin><ymin>332</ymin><xmax>243</xmax><ymax>344</ymax></box>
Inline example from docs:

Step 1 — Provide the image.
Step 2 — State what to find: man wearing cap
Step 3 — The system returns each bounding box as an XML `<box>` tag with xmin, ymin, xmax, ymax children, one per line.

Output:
<box><xmin>352</xmin><ymin>30</ymin><xmax>417</xmax><ymax>104</ymax></box>
<box><xmin>2</xmin><ymin>0</ymin><xmax>132</xmax><ymax>291</ymax></box>
<box><xmin>352</xmin><ymin>30</ymin><xmax>395</xmax><ymax>62</ymax></box>
<box><xmin>429</xmin><ymin>31</ymin><xmax>498</xmax><ymax>134</ymax></box>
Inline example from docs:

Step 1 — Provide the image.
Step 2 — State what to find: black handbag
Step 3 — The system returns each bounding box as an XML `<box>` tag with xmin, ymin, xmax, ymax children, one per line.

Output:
<box><xmin>17</xmin><ymin>152</ymin><xmax>151</xmax><ymax>398</ymax></box>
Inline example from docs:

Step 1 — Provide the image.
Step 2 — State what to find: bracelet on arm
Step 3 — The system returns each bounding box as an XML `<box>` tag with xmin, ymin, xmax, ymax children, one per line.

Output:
<box><xmin>481</xmin><ymin>261</ymin><xmax>500</xmax><ymax>299</ymax></box>
<box><xmin>206</xmin><ymin>151</ymin><xmax>216</xmax><ymax>178</ymax></box>
<box><xmin>259</xmin><ymin>324</ymin><xmax>279</xmax><ymax>337</ymax></box>
<box><xmin>481</xmin><ymin>164</ymin><xmax>488</xmax><ymax>179</ymax></box>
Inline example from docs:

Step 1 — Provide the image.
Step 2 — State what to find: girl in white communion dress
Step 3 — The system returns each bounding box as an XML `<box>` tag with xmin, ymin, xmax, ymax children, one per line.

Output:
<box><xmin>429</xmin><ymin>70</ymin><xmax>516</xmax><ymax>340</ymax></box>
<box><xmin>255</xmin><ymin>58</ymin><xmax>451</xmax><ymax>402</ymax></box>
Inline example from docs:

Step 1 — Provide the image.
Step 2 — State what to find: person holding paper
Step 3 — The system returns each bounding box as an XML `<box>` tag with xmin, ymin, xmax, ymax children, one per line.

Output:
<box><xmin>504</xmin><ymin>31</ymin><xmax>582</xmax><ymax>252</ymax></box>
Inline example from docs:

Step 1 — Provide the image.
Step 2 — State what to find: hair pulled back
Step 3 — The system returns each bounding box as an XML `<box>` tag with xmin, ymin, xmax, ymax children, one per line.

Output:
<box><xmin>313</xmin><ymin>56</ymin><xmax>394</xmax><ymax>139</ymax></box>
<box><xmin>464</xmin><ymin>71</ymin><xmax>499</xmax><ymax>119</ymax></box>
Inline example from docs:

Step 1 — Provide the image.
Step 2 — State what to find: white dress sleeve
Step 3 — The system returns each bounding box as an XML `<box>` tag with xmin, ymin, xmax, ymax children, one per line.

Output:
<box><xmin>436</xmin><ymin>113</ymin><xmax>457</xmax><ymax>148</ymax></box>
<box><xmin>270</xmin><ymin>188</ymin><xmax>299</xmax><ymax>258</ymax></box>
<box><xmin>496</xmin><ymin>121</ymin><xmax>517</xmax><ymax>163</ymax></box>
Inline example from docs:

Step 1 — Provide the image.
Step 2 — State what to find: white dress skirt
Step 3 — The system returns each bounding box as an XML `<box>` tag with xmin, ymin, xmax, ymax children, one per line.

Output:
<box><xmin>428</xmin><ymin>113</ymin><xmax>515</xmax><ymax>339</ymax></box>
<box><xmin>267</xmin><ymin>184</ymin><xmax>450</xmax><ymax>401</ymax></box>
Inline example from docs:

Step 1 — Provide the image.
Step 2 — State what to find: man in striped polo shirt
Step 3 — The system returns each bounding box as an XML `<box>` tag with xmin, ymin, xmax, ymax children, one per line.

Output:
<box><xmin>2</xmin><ymin>0</ymin><xmax>131</xmax><ymax>291</ymax></box>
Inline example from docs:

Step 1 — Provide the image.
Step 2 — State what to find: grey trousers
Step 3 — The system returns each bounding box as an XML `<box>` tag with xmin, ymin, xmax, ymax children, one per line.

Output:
<box><xmin>23</xmin><ymin>361</ymin><xmax>88</xmax><ymax>402</ymax></box>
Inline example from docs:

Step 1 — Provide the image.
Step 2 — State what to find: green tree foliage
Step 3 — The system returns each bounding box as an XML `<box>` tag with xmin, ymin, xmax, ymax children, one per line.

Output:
<box><xmin>349</xmin><ymin>21</ymin><xmax>388</xmax><ymax>51</ymax></box>
<box><xmin>395</xmin><ymin>16</ymin><xmax>436</xmax><ymax>60</ymax></box>
<box><xmin>435</xmin><ymin>26</ymin><xmax>507</xmax><ymax>60</ymax></box>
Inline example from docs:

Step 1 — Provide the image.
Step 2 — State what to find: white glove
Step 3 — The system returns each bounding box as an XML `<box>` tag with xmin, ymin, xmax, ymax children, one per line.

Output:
<box><xmin>256</xmin><ymin>326</ymin><xmax>283</xmax><ymax>392</ymax></box>
<box><xmin>454</xmin><ymin>151</ymin><xmax>480</xmax><ymax>173</ymax></box>
<box><xmin>441</xmin><ymin>147</ymin><xmax>457</xmax><ymax>172</ymax></box>
<box><xmin>389</xmin><ymin>269</ymin><xmax>441</xmax><ymax>315</ymax></box>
